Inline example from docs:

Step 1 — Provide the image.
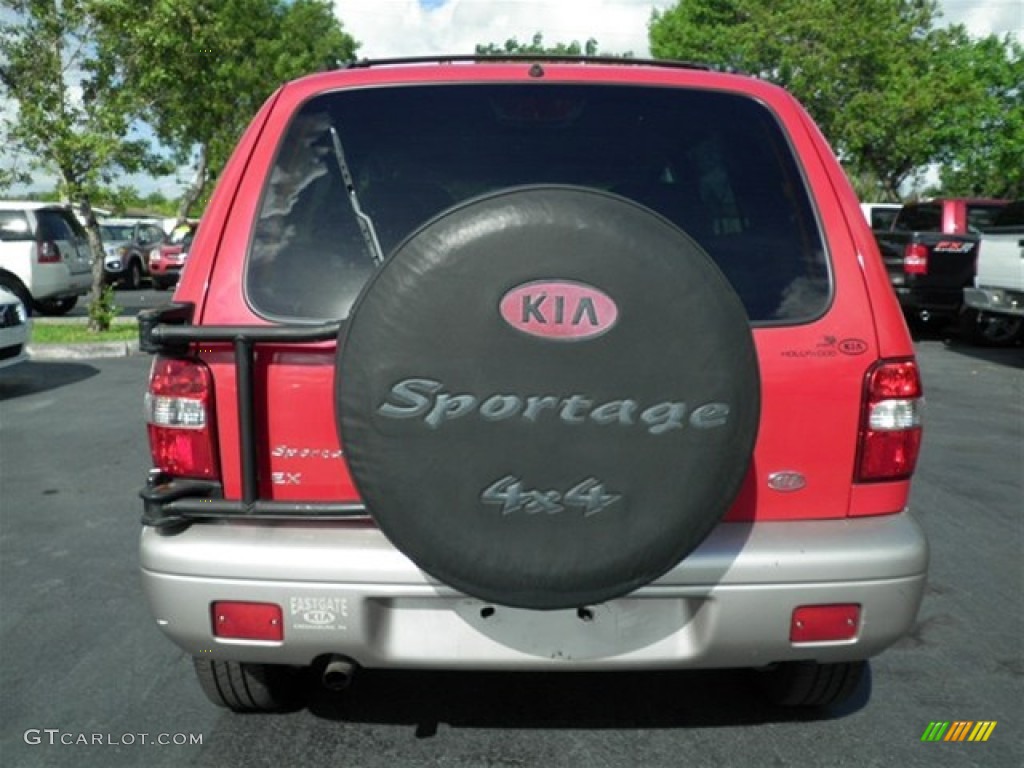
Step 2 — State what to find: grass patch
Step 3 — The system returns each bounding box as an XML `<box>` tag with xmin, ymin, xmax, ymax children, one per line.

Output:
<box><xmin>31</xmin><ymin>323</ymin><xmax>138</xmax><ymax>344</ymax></box>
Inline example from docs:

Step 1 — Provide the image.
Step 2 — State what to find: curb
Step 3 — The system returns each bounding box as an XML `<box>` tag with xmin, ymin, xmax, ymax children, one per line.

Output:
<box><xmin>27</xmin><ymin>341</ymin><xmax>141</xmax><ymax>360</ymax></box>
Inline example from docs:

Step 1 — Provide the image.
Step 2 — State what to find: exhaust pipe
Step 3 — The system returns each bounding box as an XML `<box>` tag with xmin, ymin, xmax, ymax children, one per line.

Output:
<box><xmin>321</xmin><ymin>655</ymin><xmax>357</xmax><ymax>691</ymax></box>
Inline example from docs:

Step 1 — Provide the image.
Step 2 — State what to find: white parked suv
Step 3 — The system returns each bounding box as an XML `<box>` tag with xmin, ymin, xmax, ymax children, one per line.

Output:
<box><xmin>0</xmin><ymin>285</ymin><xmax>30</xmax><ymax>370</ymax></box>
<box><xmin>0</xmin><ymin>201</ymin><xmax>93</xmax><ymax>315</ymax></box>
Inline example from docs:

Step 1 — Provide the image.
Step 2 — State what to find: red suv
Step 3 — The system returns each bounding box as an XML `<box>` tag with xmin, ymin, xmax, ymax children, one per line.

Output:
<box><xmin>149</xmin><ymin>223</ymin><xmax>197</xmax><ymax>291</ymax></box>
<box><xmin>139</xmin><ymin>57</ymin><xmax>928</xmax><ymax>713</ymax></box>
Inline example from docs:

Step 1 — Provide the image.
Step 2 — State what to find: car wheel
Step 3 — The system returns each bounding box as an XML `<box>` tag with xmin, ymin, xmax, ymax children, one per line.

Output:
<box><xmin>192</xmin><ymin>658</ymin><xmax>306</xmax><ymax>713</ymax></box>
<box><xmin>34</xmin><ymin>296</ymin><xmax>77</xmax><ymax>315</ymax></box>
<box><xmin>0</xmin><ymin>274</ymin><xmax>33</xmax><ymax>317</ymax></box>
<box><xmin>124</xmin><ymin>260</ymin><xmax>143</xmax><ymax>291</ymax></box>
<box><xmin>752</xmin><ymin>660</ymin><xmax>866</xmax><ymax>709</ymax></box>
<box><xmin>336</xmin><ymin>185</ymin><xmax>760</xmax><ymax>610</ymax></box>
<box><xmin>959</xmin><ymin>307</ymin><xmax>1024</xmax><ymax>347</ymax></box>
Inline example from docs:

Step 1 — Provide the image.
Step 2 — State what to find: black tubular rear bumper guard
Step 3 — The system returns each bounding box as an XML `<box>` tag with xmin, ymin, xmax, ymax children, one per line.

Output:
<box><xmin>138</xmin><ymin>303</ymin><xmax>367</xmax><ymax>528</ymax></box>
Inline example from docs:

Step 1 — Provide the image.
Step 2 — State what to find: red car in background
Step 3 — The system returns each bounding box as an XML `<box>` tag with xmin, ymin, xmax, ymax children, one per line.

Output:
<box><xmin>149</xmin><ymin>222</ymin><xmax>197</xmax><ymax>290</ymax></box>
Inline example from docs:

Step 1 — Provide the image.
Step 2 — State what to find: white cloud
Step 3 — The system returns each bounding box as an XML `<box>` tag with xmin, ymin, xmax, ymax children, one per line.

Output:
<box><xmin>3</xmin><ymin>1</ymin><xmax>1018</xmax><ymax>199</ymax></box>
<box><xmin>334</xmin><ymin>0</ymin><xmax>662</xmax><ymax>59</ymax></box>
<box><xmin>938</xmin><ymin>0</ymin><xmax>1023</xmax><ymax>41</ymax></box>
<box><xmin>333</xmin><ymin>0</ymin><xmax>1022</xmax><ymax>60</ymax></box>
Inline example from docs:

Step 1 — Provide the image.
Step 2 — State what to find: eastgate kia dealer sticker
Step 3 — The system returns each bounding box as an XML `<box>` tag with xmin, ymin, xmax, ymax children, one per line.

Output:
<box><xmin>289</xmin><ymin>596</ymin><xmax>349</xmax><ymax>631</ymax></box>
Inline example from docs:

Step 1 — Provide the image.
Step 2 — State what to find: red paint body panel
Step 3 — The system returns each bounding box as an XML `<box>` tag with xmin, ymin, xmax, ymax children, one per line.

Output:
<box><xmin>178</xmin><ymin>62</ymin><xmax>916</xmax><ymax>520</ymax></box>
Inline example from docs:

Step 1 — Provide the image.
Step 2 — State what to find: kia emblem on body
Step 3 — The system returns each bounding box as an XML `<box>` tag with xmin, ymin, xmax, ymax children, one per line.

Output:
<box><xmin>500</xmin><ymin>280</ymin><xmax>618</xmax><ymax>340</ymax></box>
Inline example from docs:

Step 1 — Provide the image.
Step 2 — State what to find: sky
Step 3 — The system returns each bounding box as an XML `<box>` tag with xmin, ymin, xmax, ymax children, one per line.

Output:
<box><xmin>335</xmin><ymin>0</ymin><xmax>1023</xmax><ymax>59</ymax></box>
<box><xmin>3</xmin><ymin>0</ymin><xmax>1021</xmax><ymax>199</ymax></box>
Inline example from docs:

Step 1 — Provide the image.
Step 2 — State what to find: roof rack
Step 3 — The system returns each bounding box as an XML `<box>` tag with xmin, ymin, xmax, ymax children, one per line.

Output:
<box><xmin>343</xmin><ymin>54</ymin><xmax>711</xmax><ymax>72</ymax></box>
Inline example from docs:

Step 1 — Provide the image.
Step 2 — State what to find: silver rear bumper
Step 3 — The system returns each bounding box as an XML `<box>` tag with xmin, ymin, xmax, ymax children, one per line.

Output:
<box><xmin>964</xmin><ymin>286</ymin><xmax>1024</xmax><ymax>316</ymax></box>
<box><xmin>140</xmin><ymin>512</ymin><xmax>928</xmax><ymax>670</ymax></box>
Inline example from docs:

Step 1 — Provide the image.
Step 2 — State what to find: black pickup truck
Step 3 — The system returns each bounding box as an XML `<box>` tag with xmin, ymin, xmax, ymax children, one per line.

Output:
<box><xmin>876</xmin><ymin>198</ymin><xmax>1007</xmax><ymax>325</ymax></box>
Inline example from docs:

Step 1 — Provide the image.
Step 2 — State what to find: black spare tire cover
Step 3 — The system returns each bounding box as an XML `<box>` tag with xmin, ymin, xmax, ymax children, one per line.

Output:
<box><xmin>337</xmin><ymin>186</ymin><xmax>759</xmax><ymax>610</ymax></box>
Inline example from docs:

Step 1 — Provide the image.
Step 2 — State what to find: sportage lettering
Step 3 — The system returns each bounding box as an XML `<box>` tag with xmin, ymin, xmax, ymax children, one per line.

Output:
<box><xmin>377</xmin><ymin>377</ymin><xmax>730</xmax><ymax>435</ymax></box>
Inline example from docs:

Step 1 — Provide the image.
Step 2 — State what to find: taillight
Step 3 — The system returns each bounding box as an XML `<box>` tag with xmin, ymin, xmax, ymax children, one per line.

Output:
<box><xmin>903</xmin><ymin>243</ymin><xmax>929</xmax><ymax>275</ymax></box>
<box><xmin>37</xmin><ymin>240</ymin><xmax>61</xmax><ymax>264</ymax></box>
<box><xmin>856</xmin><ymin>359</ymin><xmax>923</xmax><ymax>482</ymax></box>
<box><xmin>145</xmin><ymin>356</ymin><xmax>219</xmax><ymax>479</ymax></box>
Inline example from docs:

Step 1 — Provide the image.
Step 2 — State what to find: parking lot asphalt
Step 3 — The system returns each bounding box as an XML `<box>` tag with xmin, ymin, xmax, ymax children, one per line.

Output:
<box><xmin>0</xmin><ymin>338</ymin><xmax>1020</xmax><ymax>768</ymax></box>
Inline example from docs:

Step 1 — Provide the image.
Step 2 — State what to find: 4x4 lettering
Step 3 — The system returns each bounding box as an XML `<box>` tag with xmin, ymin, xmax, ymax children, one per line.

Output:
<box><xmin>564</xmin><ymin>477</ymin><xmax>621</xmax><ymax>517</ymax></box>
<box><xmin>482</xmin><ymin>475</ymin><xmax>564</xmax><ymax>515</ymax></box>
<box><xmin>482</xmin><ymin>475</ymin><xmax>620</xmax><ymax>517</ymax></box>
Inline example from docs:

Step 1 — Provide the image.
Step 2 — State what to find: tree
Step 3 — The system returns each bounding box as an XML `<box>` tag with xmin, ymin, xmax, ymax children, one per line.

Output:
<box><xmin>0</xmin><ymin>0</ymin><xmax>166</xmax><ymax>329</ymax></box>
<box><xmin>92</xmin><ymin>0</ymin><xmax>359</xmax><ymax>224</ymax></box>
<box><xmin>476</xmin><ymin>32</ymin><xmax>604</xmax><ymax>57</ymax></box>
<box><xmin>935</xmin><ymin>35</ymin><xmax>1023</xmax><ymax>199</ymax></box>
<box><xmin>648</xmin><ymin>0</ymin><xmax>1004</xmax><ymax>200</ymax></box>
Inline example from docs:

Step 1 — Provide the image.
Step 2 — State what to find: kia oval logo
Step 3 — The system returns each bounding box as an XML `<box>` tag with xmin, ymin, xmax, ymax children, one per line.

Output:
<box><xmin>499</xmin><ymin>280</ymin><xmax>618</xmax><ymax>340</ymax></box>
<box><xmin>838</xmin><ymin>338</ymin><xmax>869</xmax><ymax>356</ymax></box>
<box><xmin>302</xmin><ymin>610</ymin><xmax>335</xmax><ymax>625</ymax></box>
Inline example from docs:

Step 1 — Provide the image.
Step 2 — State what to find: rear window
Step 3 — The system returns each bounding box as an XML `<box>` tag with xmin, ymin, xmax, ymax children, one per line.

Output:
<box><xmin>870</xmin><ymin>207</ymin><xmax>900</xmax><ymax>230</ymax></box>
<box><xmin>0</xmin><ymin>210</ymin><xmax>33</xmax><ymax>241</ymax></box>
<box><xmin>34</xmin><ymin>209</ymin><xmax>75</xmax><ymax>242</ymax></box>
<box><xmin>893</xmin><ymin>204</ymin><xmax>941</xmax><ymax>232</ymax></box>
<box><xmin>986</xmin><ymin>201</ymin><xmax>1024</xmax><ymax>229</ymax></box>
<box><xmin>966</xmin><ymin>203</ymin><xmax>1007</xmax><ymax>233</ymax></box>
<box><xmin>101</xmin><ymin>225</ymin><xmax>134</xmax><ymax>242</ymax></box>
<box><xmin>247</xmin><ymin>83</ymin><xmax>829</xmax><ymax>324</ymax></box>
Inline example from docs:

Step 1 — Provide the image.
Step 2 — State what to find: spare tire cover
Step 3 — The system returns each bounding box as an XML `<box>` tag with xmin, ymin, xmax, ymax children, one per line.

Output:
<box><xmin>337</xmin><ymin>186</ymin><xmax>759</xmax><ymax>610</ymax></box>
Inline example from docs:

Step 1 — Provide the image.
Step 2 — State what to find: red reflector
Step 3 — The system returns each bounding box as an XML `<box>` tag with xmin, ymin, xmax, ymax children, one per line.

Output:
<box><xmin>791</xmin><ymin>604</ymin><xmax>860</xmax><ymax>643</ymax></box>
<box><xmin>212</xmin><ymin>601</ymin><xmax>283</xmax><ymax>641</ymax></box>
<box><xmin>904</xmin><ymin>243</ymin><xmax>928</xmax><ymax>275</ymax></box>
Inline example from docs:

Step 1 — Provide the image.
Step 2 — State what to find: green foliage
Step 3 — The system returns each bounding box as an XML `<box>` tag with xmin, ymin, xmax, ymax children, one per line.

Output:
<box><xmin>476</xmin><ymin>32</ymin><xmax>610</xmax><ymax>57</ymax></box>
<box><xmin>935</xmin><ymin>35</ymin><xmax>1023</xmax><ymax>199</ymax></box>
<box><xmin>648</xmin><ymin>0</ymin><xmax>1020</xmax><ymax>200</ymax></box>
<box><xmin>86</xmin><ymin>284</ymin><xmax>120</xmax><ymax>332</ymax></box>
<box><xmin>91</xmin><ymin>0</ymin><xmax>359</xmax><ymax>221</ymax></box>
<box><xmin>32</xmin><ymin>321</ymin><xmax>137</xmax><ymax>344</ymax></box>
<box><xmin>0</xmin><ymin>0</ymin><xmax>165</xmax><ymax>312</ymax></box>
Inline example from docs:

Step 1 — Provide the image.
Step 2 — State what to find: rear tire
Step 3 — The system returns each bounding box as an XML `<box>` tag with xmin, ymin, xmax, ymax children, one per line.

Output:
<box><xmin>124</xmin><ymin>260</ymin><xmax>143</xmax><ymax>291</ymax></box>
<box><xmin>34</xmin><ymin>296</ymin><xmax>77</xmax><ymax>316</ymax></box>
<box><xmin>752</xmin><ymin>660</ymin><xmax>866</xmax><ymax>709</ymax></box>
<box><xmin>959</xmin><ymin>307</ymin><xmax>1024</xmax><ymax>347</ymax></box>
<box><xmin>0</xmin><ymin>274</ymin><xmax>32</xmax><ymax>317</ymax></box>
<box><xmin>192</xmin><ymin>657</ymin><xmax>306</xmax><ymax>713</ymax></box>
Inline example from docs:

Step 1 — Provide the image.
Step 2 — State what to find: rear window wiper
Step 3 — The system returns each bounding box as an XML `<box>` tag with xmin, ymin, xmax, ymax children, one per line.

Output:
<box><xmin>329</xmin><ymin>125</ymin><xmax>384</xmax><ymax>265</ymax></box>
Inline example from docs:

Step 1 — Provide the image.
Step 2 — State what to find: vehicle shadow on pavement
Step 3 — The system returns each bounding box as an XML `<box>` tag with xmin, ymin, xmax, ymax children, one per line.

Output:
<box><xmin>304</xmin><ymin>665</ymin><xmax>872</xmax><ymax>734</ymax></box>
<box><xmin>0</xmin><ymin>361</ymin><xmax>100</xmax><ymax>400</ymax></box>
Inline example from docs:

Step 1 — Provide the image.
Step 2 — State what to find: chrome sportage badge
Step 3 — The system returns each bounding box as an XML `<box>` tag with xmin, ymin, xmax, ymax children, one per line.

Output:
<box><xmin>499</xmin><ymin>279</ymin><xmax>618</xmax><ymax>340</ymax></box>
